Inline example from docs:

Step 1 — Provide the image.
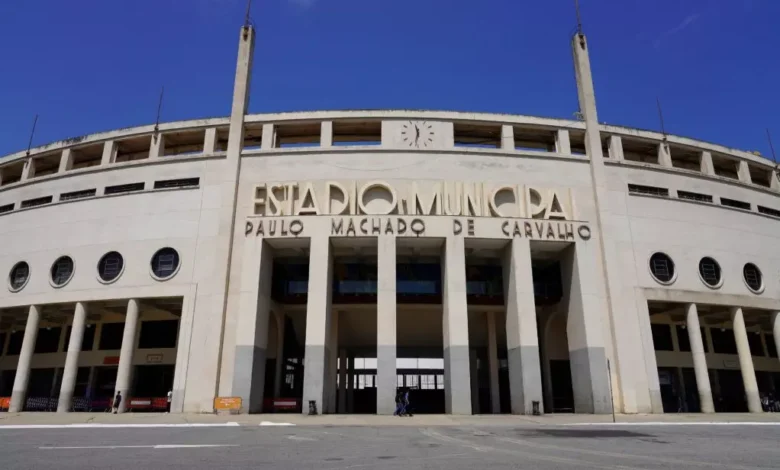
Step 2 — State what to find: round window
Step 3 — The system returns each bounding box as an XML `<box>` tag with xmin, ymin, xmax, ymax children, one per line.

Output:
<box><xmin>649</xmin><ymin>252</ymin><xmax>676</xmax><ymax>285</ymax></box>
<box><xmin>151</xmin><ymin>247</ymin><xmax>180</xmax><ymax>280</ymax></box>
<box><xmin>50</xmin><ymin>256</ymin><xmax>75</xmax><ymax>287</ymax></box>
<box><xmin>98</xmin><ymin>251</ymin><xmax>124</xmax><ymax>283</ymax></box>
<box><xmin>743</xmin><ymin>263</ymin><xmax>763</xmax><ymax>293</ymax></box>
<box><xmin>9</xmin><ymin>261</ymin><xmax>30</xmax><ymax>292</ymax></box>
<box><xmin>698</xmin><ymin>257</ymin><xmax>722</xmax><ymax>288</ymax></box>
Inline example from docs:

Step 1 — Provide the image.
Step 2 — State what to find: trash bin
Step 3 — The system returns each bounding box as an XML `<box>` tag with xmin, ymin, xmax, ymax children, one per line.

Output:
<box><xmin>532</xmin><ymin>401</ymin><xmax>540</xmax><ymax>416</ymax></box>
<box><xmin>308</xmin><ymin>400</ymin><xmax>318</xmax><ymax>415</ymax></box>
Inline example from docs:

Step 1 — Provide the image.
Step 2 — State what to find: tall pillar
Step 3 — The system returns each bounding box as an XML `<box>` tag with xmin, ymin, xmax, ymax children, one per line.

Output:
<box><xmin>731</xmin><ymin>307</ymin><xmax>762</xmax><ymax>413</ymax></box>
<box><xmin>469</xmin><ymin>349</ymin><xmax>479</xmax><ymax>414</ymax></box>
<box><xmin>502</xmin><ymin>238</ymin><xmax>543</xmax><ymax>414</ymax></box>
<box><xmin>302</xmin><ymin>236</ymin><xmax>333</xmax><ymax>414</ymax></box>
<box><xmin>232</xmin><ymin>240</ymin><xmax>272</xmax><ymax>413</ymax></box>
<box><xmin>9</xmin><ymin>305</ymin><xmax>40</xmax><ymax>412</ymax></box>
<box><xmin>441</xmin><ymin>235</ymin><xmax>472</xmax><ymax>414</ymax></box>
<box><xmin>560</xmin><ymin>243</ymin><xmax>612</xmax><ymax>414</ymax></box>
<box><xmin>327</xmin><ymin>311</ymin><xmax>339</xmax><ymax>413</ymax></box>
<box><xmin>486</xmin><ymin>311</ymin><xmax>501</xmax><ymax>414</ymax></box>
<box><xmin>685</xmin><ymin>304</ymin><xmax>714</xmax><ymax>413</ymax></box>
<box><xmin>338</xmin><ymin>348</ymin><xmax>347</xmax><ymax>413</ymax></box>
<box><xmin>57</xmin><ymin>302</ymin><xmax>87</xmax><ymax>412</ymax></box>
<box><xmin>114</xmin><ymin>299</ymin><xmax>140</xmax><ymax>413</ymax></box>
<box><xmin>273</xmin><ymin>311</ymin><xmax>285</xmax><ymax>398</ymax></box>
<box><xmin>376</xmin><ymin>235</ymin><xmax>397</xmax><ymax>415</ymax></box>
<box><xmin>347</xmin><ymin>355</ymin><xmax>354</xmax><ymax>413</ymax></box>
<box><xmin>772</xmin><ymin>312</ymin><xmax>780</xmax><ymax>360</ymax></box>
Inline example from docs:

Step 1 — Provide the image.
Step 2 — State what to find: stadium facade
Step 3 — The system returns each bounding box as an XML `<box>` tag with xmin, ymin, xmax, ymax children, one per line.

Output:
<box><xmin>0</xmin><ymin>24</ymin><xmax>779</xmax><ymax>415</ymax></box>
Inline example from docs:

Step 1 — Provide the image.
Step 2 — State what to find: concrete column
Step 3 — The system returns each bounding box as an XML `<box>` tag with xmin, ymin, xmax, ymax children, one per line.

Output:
<box><xmin>100</xmin><ymin>140</ymin><xmax>117</xmax><ymax>165</ymax></box>
<box><xmin>302</xmin><ymin>236</ymin><xmax>333</xmax><ymax>414</ymax></box>
<box><xmin>771</xmin><ymin>171</ymin><xmax>780</xmax><ymax>192</ymax></box>
<box><xmin>635</xmin><ymin>298</ymin><xmax>663</xmax><ymax>413</ymax></box>
<box><xmin>114</xmin><ymin>299</ymin><xmax>140</xmax><ymax>413</ymax></box>
<box><xmin>232</xmin><ymin>239</ymin><xmax>273</xmax><ymax>412</ymax></box>
<box><xmin>21</xmin><ymin>158</ymin><xmax>34</xmax><ymax>180</ymax></box>
<box><xmin>555</xmin><ymin>129</ymin><xmax>571</xmax><ymax>155</ymax></box>
<box><xmin>685</xmin><ymin>304</ymin><xmax>714</xmax><ymax>413</ymax></box>
<box><xmin>261</xmin><ymin>124</ymin><xmax>275</xmax><ymax>150</ymax></box>
<box><xmin>772</xmin><ymin>312</ymin><xmax>780</xmax><ymax>360</ymax></box>
<box><xmin>737</xmin><ymin>161</ymin><xmax>753</xmax><ymax>184</ymax></box>
<box><xmin>487</xmin><ymin>311</ymin><xmax>501</xmax><ymax>414</ymax></box>
<box><xmin>327</xmin><ymin>311</ymin><xmax>339</xmax><ymax>413</ymax></box>
<box><xmin>338</xmin><ymin>348</ymin><xmax>347</xmax><ymax>413</ymax></box>
<box><xmin>203</xmin><ymin>128</ymin><xmax>218</xmax><ymax>154</ymax></box>
<box><xmin>658</xmin><ymin>142</ymin><xmax>673</xmax><ymax>167</ymax></box>
<box><xmin>57</xmin><ymin>302</ymin><xmax>87</xmax><ymax>412</ymax></box>
<box><xmin>731</xmin><ymin>307</ymin><xmax>762</xmax><ymax>412</ymax></box>
<box><xmin>469</xmin><ymin>349</ymin><xmax>479</xmax><ymax>413</ymax></box>
<box><xmin>347</xmin><ymin>355</ymin><xmax>354</xmax><ymax>413</ymax></box>
<box><xmin>273</xmin><ymin>311</ymin><xmax>285</xmax><ymax>398</ymax></box>
<box><xmin>58</xmin><ymin>148</ymin><xmax>73</xmax><ymax>172</ymax></box>
<box><xmin>501</xmin><ymin>125</ymin><xmax>514</xmax><ymax>150</ymax></box>
<box><xmin>9</xmin><ymin>305</ymin><xmax>40</xmax><ymax>412</ymax></box>
<box><xmin>321</xmin><ymin>121</ymin><xmax>333</xmax><ymax>148</ymax></box>
<box><xmin>442</xmin><ymin>235</ymin><xmax>472</xmax><ymax>414</ymax></box>
<box><xmin>700</xmin><ymin>151</ymin><xmax>715</xmax><ymax>175</ymax></box>
<box><xmin>560</xmin><ymin>243</ymin><xmax>612</xmax><ymax>414</ymax></box>
<box><xmin>608</xmin><ymin>135</ymin><xmax>624</xmax><ymax>160</ymax></box>
<box><xmin>502</xmin><ymin>237</ymin><xmax>543</xmax><ymax>414</ymax></box>
<box><xmin>149</xmin><ymin>134</ymin><xmax>165</xmax><ymax>158</ymax></box>
<box><xmin>376</xmin><ymin>235</ymin><xmax>397</xmax><ymax>415</ymax></box>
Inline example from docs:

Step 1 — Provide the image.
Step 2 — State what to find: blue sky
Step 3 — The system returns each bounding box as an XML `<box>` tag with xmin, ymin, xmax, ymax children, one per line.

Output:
<box><xmin>1</xmin><ymin>0</ymin><xmax>778</xmax><ymax>157</ymax></box>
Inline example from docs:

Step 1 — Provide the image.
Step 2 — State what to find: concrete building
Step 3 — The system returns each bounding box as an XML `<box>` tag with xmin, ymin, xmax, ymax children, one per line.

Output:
<box><xmin>0</xmin><ymin>24</ymin><xmax>779</xmax><ymax>416</ymax></box>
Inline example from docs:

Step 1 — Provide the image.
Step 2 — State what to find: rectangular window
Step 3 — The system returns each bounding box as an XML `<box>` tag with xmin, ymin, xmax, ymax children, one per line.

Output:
<box><xmin>99</xmin><ymin>322</ymin><xmax>125</xmax><ymax>350</ymax></box>
<box><xmin>105</xmin><ymin>182</ymin><xmax>144</xmax><ymax>195</ymax></box>
<box><xmin>60</xmin><ymin>188</ymin><xmax>97</xmax><ymax>202</ymax></box>
<box><xmin>20</xmin><ymin>195</ymin><xmax>53</xmax><ymax>208</ymax></box>
<box><xmin>66</xmin><ymin>324</ymin><xmax>96</xmax><ymax>351</ymax></box>
<box><xmin>34</xmin><ymin>327</ymin><xmax>62</xmax><ymax>354</ymax></box>
<box><xmin>758</xmin><ymin>206</ymin><xmax>780</xmax><ymax>218</ymax></box>
<box><xmin>628</xmin><ymin>184</ymin><xmax>669</xmax><ymax>197</ymax></box>
<box><xmin>153</xmin><ymin>178</ymin><xmax>200</xmax><ymax>190</ymax></box>
<box><xmin>651</xmin><ymin>324</ymin><xmax>674</xmax><ymax>351</ymax></box>
<box><xmin>676</xmin><ymin>325</ymin><xmax>691</xmax><ymax>352</ymax></box>
<box><xmin>710</xmin><ymin>328</ymin><xmax>738</xmax><ymax>355</ymax></box>
<box><xmin>0</xmin><ymin>203</ymin><xmax>13</xmax><ymax>214</ymax></box>
<box><xmin>6</xmin><ymin>331</ymin><xmax>24</xmax><ymax>355</ymax></box>
<box><xmin>720</xmin><ymin>197</ymin><xmax>751</xmax><ymax>211</ymax></box>
<box><xmin>138</xmin><ymin>320</ymin><xmax>179</xmax><ymax>349</ymax></box>
<box><xmin>677</xmin><ymin>190</ymin><xmax>713</xmax><ymax>203</ymax></box>
<box><xmin>453</xmin><ymin>122</ymin><xmax>501</xmax><ymax>149</ymax></box>
<box><xmin>748</xmin><ymin>332</ymin><xmax>764</xmax><ymax>357</ymax></box>
<box><xmin>436</xmin><ymin>374</ymin><xmax>445</xmax><ymax>389</ymax></box>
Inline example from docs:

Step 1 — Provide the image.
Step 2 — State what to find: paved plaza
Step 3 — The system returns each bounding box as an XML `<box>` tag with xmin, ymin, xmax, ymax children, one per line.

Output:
<box><xmin>1</xmin><ymin>417</ymin><xmax>779</xmax><ymax>469</ymax></box>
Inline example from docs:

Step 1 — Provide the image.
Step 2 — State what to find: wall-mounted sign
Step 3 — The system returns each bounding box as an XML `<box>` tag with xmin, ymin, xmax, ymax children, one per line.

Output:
<box><xmin>146</xmin><ymin>354</ymin><xmax>164</xmax><ymax>364</ymax></box>
<box><xmin>252</xmin><ymin>180</ymin><xmax>576</xmax><ymax>220</ymax></box>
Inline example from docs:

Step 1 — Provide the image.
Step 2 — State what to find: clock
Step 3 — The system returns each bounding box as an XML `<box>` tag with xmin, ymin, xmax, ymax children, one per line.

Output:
<box><xmin>401</xmin><ymin>121</ymin><xmax>435</xmax><ymax>148</ymax></box>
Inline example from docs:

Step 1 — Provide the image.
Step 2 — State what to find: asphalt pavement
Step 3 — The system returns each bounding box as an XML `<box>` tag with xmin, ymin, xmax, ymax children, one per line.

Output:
<box><xmin>1</xmin><ymin>423</ymin><xmax>779</xmax><ymax>469</ymax></box>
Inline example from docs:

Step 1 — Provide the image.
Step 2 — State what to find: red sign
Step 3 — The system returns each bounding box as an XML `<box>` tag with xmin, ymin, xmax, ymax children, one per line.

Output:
<box><xmin>103</xmin><ymin>356</ymin><xmax>120</xmax><ymax>365</ymax></box>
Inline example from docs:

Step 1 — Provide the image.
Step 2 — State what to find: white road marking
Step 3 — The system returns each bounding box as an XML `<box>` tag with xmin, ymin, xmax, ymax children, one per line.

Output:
<box><xmin>287</xmin><ymin>435</ymin><xmax>316</xmax><ymax>441</ymax></box>
<box><xmin>564</xmin><ymin>422</ymin><xmax>780</xmax><ymax>426</ymax></box>
<box><xmin>39</xmin><ymin>444</ymin><xmax>239</xmax><ymax>450</ymax></box>
<box><xmin>0</xmin><ymin>422</ymin><xmax>240</xmax><ymax>430</ymax></box>
<box><xmin>260</xmin><ymin>421</ymin><xmax>295</xmax><ymax>426</ymax></box>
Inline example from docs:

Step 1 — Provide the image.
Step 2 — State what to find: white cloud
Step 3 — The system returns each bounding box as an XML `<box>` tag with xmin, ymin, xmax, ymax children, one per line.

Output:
<box><xmin>653</xmin><ymin>13</ymin><xmax>700</xmax><ymax>49</ymax></box>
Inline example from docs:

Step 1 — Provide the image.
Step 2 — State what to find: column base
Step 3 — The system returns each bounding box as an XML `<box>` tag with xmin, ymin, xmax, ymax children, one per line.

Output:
<box><xmin>444</xmin><ymin>345</ymin><xmax>472</xmax><ymax>415</ymax></box>
<box><xmin>57</xmin><ymin>393</ymin><xmax>74</xmax><ymax>413</ymax></box>
<box><xmin>569</xmin><ymin>346</ymin><xmax>611</xmax><ymax>414</ymax></box>
<box><xmin>9</xmin><ymin>391</ymin><xmax>26</xmax><ymax>413</ymax></box>
<box><xmin>507</xmin><ymin>345</ymin><xmax>544</xmax><ymax>415</ymax></box>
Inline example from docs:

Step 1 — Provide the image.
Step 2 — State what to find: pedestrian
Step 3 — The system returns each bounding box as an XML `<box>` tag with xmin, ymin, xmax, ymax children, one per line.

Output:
<box><xmin>394</xmin><ymin>389</ymin><xmax>403</xmax><ymax>416</ymax></box>
<box><xmin>403</xmin><ymin>388</ymin><xmax>412</xmax><ymax>417</ymax></box>
<box><xmin>112</xmin><ymin>391</ymin><xmax>122</xmax><ymax>414</ymax></box>
<box><xmin>166</xmin><ymin>390</ymin><xmax>172</xmax><ymax>413</ymax></box>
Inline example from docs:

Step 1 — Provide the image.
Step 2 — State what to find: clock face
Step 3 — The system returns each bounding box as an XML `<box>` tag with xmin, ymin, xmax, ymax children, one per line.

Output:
<box><xmin>401</xmin><ymin>121</ymin><xmax>435</xmax><ymax>148</ymax></box>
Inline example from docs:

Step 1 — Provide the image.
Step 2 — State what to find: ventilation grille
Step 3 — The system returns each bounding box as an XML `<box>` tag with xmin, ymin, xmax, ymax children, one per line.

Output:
<box><xmin>678</xmin><ymin>190</ymin><xmax>713</xmax><ymax>203</ymax></box>
<box><xmin>0</xmin><ymin>203</ymin><xmax>14</xmax><ymax>214</ymax></box>
<box><xmin>20</xmin><ymin>196</ymin><xmax>53</xmax><ymax>208</ymax></box>
<box><xmin>105</xmin><ymin>182</ymin><xmax>145</xmax><ymax>195</ymax></box>
<box><xmin>758</xmin><ymin>205</ymin><xmax>780</xmax><ymax>218</ymax></box>
<box><xmin>60</xmin><ymin>188</ymin><xmax>97</xmax><ymax>202</ymax></box>
<box><xmin>720</xmin><ymin>197</ymin><xmax>751</xmax><ymax>211</ymax></box>
<box><xmin>153</xmin><ymin>177</ymin><xmax>200</xmax><ymax>190</ymax></box>
<box><xmin>628</xmin><ymin>184</ymin><xmax>669</xmax><ymax>197</ymax></box>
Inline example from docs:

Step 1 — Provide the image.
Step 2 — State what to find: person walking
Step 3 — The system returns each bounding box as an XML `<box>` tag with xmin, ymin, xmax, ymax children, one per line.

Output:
<box><xmin>112</xmin><ymin>391</ymin><xmax>122</xmax><ymax>414</ymax></box>
<box><xmin>166</xmin><ymin>390</ymin><xmax>172</xmax><ymax>413</ymax></box>
<box><xmin>393</xmin><ymin>389</ymin><xmax>403</xmax><ymax>416</ymax></box>
<box><xmin>403</xmin><ymin>388</ymin><xmax>412</xmax><ymax>417</ymax></box>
